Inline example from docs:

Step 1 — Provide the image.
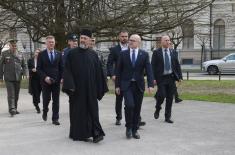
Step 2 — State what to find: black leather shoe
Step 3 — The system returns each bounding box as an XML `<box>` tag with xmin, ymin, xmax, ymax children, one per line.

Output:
<box><xmin>139</xmin><ymin>121</ymin><xmax>146</xmax><ymax>126</ymax></box>
<box><xmin>52</xmin><ymin>120</ymin><xmax>60</xmax><ymax>125</ymax></box>
<box><xmin>154</xmin><ymin>110</ymin><xmax>159</xmax><ymax>119</ymax></box>
<box><xmin>115</xmin><ymin>119</ymin><xmax>121</xmax><ymax>125</ymax></box>
<box><xmin>15</xmin><ymin>111</ymin><xmax>20</xmax><ymax>114</ymax></box>
<box><xmin>165</xmin><ymin>119</ymin><xmax>174</xmax><ymax>123</ymax></box>
<box><xmin>132</xmin><ymin>131</ymin><xmax>140</xmax><ymax>139</ymax></box>
<box><xmin>35</xmin><ymin>106</ymin><xmax>41</xmax><ymax>114</ymax></box>
<box><xmin>93</xmin><ymin>135</ymin><xmax>104</xmax><ymax>143</ymax></box>
<box><xmin>175</xmin><ymin>98</ymin><xmax>183</xmax><ymax>103</ymax></box>
<box><xmin>126</xmin><ymin>128</ymin><xmax>132</xmax><ymax>139</ymax></box>
<box><xmin>10</xmin><ymin>111</ymin><xmax>16</xmax><ymax>117</ymax></box>
<box><xmin>42</xmin><ymin>112</ymin><xmax>47</xmax><ymax>121</ymax></box>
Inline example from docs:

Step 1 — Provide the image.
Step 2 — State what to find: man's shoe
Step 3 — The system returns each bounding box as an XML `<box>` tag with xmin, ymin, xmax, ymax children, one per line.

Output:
<box><xmin>115</xmin><ymin>119</ymin><xmax>121</xmax><ymax>125</ymax></box>
<box><xmin>42</xmin><ymin>112</ymin><xmax>47</xmax><ymax>121</ymax></box>
<box><xmin>93</xmin><ymin>135</ymin><xmax>104</xmax><ymax>143</ymax></box>
<box><xmin>10</xmin><ymin>111</ymin><xmax>16</xmax><ymax>117</ymax></box>
<box><xmin>165</xmin><ymin>119</ymin><xmax>174</xmax><ymax>123</ymax></box>
<box><xmin>126</xmin><ymin>128</ymin><xmax>132</xmax><ymax>139</ymax></box>
<box><xmin>15</xmin><ymin>111</ymin><xmax>20</xmax><ymax>114</ymax></box>
<box><xmin>52</xmin><ymin>120</ymin><xmax>60</xmax><ymax>125</ymax></box>
<box><xmin>132</xmin><ymin>131</ymin><xmax>140</xmax><ymax>139</ymax></box>
<box><xmin>175</xmin><ymin>98</ymin><xmax>183</xmax><ymax>103</ymax></box>
<box><xmin>35</xmin><ymin>106</ymin><xmax>41</xmax><ymax>114</ymax></box>
<box><xmin>139</xmin><ymin>121</ymin><xmax>146</xmax><ymax>126</ymax></box>
<box><xmin>154</xmin><ymin>110</ymin><xmax>159</xmax><ymax>119</ymax></box>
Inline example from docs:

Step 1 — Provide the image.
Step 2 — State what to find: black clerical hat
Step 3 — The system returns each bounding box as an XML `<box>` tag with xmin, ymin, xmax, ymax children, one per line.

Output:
<box><xmin>8</xmin><ymin>39</ymin><xmax>18</xmax><ymax>44</ymax></box>
<box><xmin>80</xmin><ymin>29</ymin><xmax>92</xmax><ymax>38</ymax></box>
<box><xmin>67</xmin><ymin>34</ymin><xmax>78</xmax><ymax>41</ymax></box>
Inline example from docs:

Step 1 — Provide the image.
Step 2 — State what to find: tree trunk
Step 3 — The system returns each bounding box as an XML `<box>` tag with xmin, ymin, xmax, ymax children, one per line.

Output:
<box><xmin>53</xmin><ymin>0</ymin><xmax>66</xmax><ymax>51</ymax></box>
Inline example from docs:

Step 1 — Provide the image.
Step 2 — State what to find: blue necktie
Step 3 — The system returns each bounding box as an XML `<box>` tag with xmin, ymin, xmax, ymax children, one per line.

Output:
<box><xmin>132</xmin><ymin>49</ymin><xmax>136</xmax><ymax>67</ymax></box>
<box><xmin>50</xmin><ymin>52</ymin><xmax>53</xmax><ymax>63</ymax></box>
<box><xmin>164</xmin><ymin>49</ymin><xmax>170</xmax><ymax>71</ymax></box>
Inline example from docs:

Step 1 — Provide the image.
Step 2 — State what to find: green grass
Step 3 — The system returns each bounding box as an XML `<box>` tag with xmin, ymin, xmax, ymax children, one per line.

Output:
<box><xmin>1</xmin><ymin>79</ymin><xmax>235</xmax><ymax>104</ymax></box>
<box><xmin>181</xmin><ymin>93</ymin><xmax>235</xmax><ymax>104</ymax></box>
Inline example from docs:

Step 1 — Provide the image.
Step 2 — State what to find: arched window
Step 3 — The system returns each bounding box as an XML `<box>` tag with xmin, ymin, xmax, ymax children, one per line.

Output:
<box><xmin>182</xmin><ymin>19</ymin><xmax>194</xmax><ymax>49</ymax></box>
<box><xmin>213</xmin><ymin>19</ymin><xmax>225</xmax><ymax>50</ymax></box>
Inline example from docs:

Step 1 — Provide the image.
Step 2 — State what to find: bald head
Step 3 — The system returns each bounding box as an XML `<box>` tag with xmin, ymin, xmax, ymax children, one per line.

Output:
<box><xmin>161</xmin><ymin>35</ymin><xmax>171</xmax><ymax>48</ymax></box>
<box><xmin>129</xmin><ymin>34</ymin><xmax>141</xmax><ymax>49</ymax></box>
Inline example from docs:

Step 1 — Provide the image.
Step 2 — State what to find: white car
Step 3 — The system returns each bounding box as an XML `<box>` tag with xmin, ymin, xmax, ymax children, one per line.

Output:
<box><xmin>202</xmin><ymin>53</ymin><xmax>235</xmax><ymax>75</ymax></box>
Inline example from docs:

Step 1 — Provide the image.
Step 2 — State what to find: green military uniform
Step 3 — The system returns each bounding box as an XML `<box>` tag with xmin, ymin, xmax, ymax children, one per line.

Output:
<box><xmin>0</xmin><ymin>48</ymin><xmax>26</xmax><ymax>116</ymax></box>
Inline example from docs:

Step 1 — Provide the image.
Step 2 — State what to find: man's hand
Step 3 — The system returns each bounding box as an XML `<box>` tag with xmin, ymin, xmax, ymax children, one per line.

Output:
<box><xmin>32</xmin><ymin>68</ymin><xmax>36</xmax><ymax>72</ymax></box>
<box><xmin>60</xmin><ymin>79</ymin><xmax>63</xmax><ymax>84</ymax></box>
<box><xmin>147</xmin><ymin>87</ymin><xmax>154</xmax><ymax>94</ymax></box>
<box><xmin>112</xmin><ymin>76</ymin><xmax>116</xmax><ymax>81</ymax></box>
<box><xmin>115</xmin><ymin>87</ymin><xmax>120</xmax><ymax>95</ymax></box>
<box><xmin>45</xmin><ymin>76</ymin><xmax>52</xmax><ymax>85</ymax></box>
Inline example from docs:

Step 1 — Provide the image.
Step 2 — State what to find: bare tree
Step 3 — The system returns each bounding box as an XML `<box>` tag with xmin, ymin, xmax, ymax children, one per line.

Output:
<box><xmin>0</xmin><ymin>0</ymin><xmax>215</xmax><ymax>50</ymax></box>
<box><xmin>167</xmin><ymin>27</ymin><xmax>183</xmax><ymax>50</ymax></box>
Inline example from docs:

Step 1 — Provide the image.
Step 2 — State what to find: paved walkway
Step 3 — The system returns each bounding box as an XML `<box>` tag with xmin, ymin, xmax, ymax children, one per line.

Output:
<box><xmin>0</xmin><ymin>88</ymin><xmax>235</xmax><ymax>155</ymax></box>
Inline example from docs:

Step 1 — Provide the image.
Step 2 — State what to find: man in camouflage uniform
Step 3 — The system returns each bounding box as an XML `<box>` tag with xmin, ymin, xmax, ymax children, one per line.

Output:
<box><xmin>0</xmin><ymin>39</ymin><xmax>26</xmax><ymax>117</ymax></box>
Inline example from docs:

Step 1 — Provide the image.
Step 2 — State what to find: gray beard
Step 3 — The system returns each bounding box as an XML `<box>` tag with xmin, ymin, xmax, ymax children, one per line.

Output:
<box><xmin>79</xmin><ymin>44</ymin><xmax>88</xmax><ymax>49</ymax></box>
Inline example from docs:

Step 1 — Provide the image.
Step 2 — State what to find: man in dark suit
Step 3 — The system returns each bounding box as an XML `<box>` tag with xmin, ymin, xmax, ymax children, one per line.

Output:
<box><xmin>116</xmin><ymin>34</ymin><xmax>154</xmax><ymax>139</ymax></box>
<box><xmin>151</xmin><ymin>35</ymin><xmax>182</xmax><ymax>124</ymax></box>
<box><xmin>107</xmin><ymin>30</ymin><xmax>129</xmax><ymax>125</ymax></box>
<box><xmin>37</xmin><ymin>35</ymin><xmax>63</xmax><ymax>125</ymax></box>
<box><xmin>28</xmin><ymin>48</ymin><xmax>42</xmax><ymax>113</ymax></box>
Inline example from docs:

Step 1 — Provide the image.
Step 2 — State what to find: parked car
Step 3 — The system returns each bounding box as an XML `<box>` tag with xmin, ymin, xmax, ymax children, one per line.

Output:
<box><xmin>202</xmin><ymin>53</ymin><xmax>235</xmax><ymax>75</ymax></box>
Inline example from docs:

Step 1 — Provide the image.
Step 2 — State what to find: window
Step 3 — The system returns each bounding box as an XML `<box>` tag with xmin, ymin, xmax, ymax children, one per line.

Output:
<box><xmin>213</xmin><ymin>19</ymin><xmax>225</xmax><ymax>50</ymax></box>
<box><xmin>182</xmin><ymin>19</ymin><xmax>194</xmax><ymax>49</ymax></box>
<box><xmin>226</xmin><ymin>55</ymin><xmax>235</xmax><ymax>60</ymax></box>
<box><xmin>232</xmin><ymin>3</ymin><xmax>235</xmax><ymax>12</ymax></box>
<box><xmin>182</xmin><ymin>59</ymin><xmax>193</xmax><ymax>64</ymax></box>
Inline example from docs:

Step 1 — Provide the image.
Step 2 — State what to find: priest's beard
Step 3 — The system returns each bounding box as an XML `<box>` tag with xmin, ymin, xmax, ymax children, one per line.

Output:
<box><xmin>79</xmin><ymin>44</ymin><xmax>88</xmax><ymax>49</ymax></box>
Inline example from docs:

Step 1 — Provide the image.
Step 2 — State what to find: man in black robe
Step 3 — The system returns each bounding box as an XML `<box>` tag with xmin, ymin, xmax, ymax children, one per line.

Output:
<box><xmin>62</xmin><ymin>29</ymin><xmax>108</xmax><ymax>143</ymax></box>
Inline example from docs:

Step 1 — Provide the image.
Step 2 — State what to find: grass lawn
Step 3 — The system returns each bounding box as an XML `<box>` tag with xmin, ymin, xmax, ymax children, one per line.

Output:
<box><xmin>1</xmin><ymin>79</ymin><xmax>235</xmax><ymax>104</ymax></box>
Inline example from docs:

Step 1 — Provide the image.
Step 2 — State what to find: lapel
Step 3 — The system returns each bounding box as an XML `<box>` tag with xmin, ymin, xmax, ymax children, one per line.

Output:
<box><xmin>158</xmin><ymin>48</ymin><xmax>164</xmax><ymax>63</ymax></box>
<box><xmin>53</xmin><ymin>51</ymin><xmax>58</xmax><ymax>64</ymax></box>
<box><xmin>32</xmin><ymin>59</ymin><xmax>35</xmax><ymax>68</ymax></box>
<box><xmin>126</xmin><ymin>49</ymin><xmax>133</xmax><ymax>67</ymax></box>
<box><xmin>135</xmin><ymin>49</ymin><xmax>143</xmax><ymax>67</ymax></box>
<box><xmin>117</xmin><ymin>44</ymin><xmax>122</xmax><ymax>52</ymax></box>
<box><xmin>45</xmin><ymin>50</ymin><xmax>51</xmax><ymax>64</ymax></box>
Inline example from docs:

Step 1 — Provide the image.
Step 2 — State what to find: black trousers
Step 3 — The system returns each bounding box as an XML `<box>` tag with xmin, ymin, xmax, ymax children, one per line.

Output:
<box><xmin>123</xmin><ymin>82</ymin><xmax>143</xmax><ymax>132</ymax></box>
<box><xmin>115</xmin><ymin>90</ymin><xmax>123</xmax><ymax>121</ymax></box>
<box><xmin>42</xmin><ymin>83</ymin><xmax>60</xmax><ymax>121</ymax></box>
<box><xmin>155</xmin><ymin>75</ymin><xmax>175</xmax><ymax>119</ymax></box>
<box><xmin>31</xmin><ymin>78</ymin><xmax>42</xmax><ymax>106</ymax></box>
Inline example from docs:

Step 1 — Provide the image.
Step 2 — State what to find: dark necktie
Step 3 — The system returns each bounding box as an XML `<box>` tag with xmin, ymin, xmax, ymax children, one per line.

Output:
<box><xmin>164</xmin><ymin>49</ymin><xmax>170</xmax><ymax>71</ymax></box>
<box><xmin>132</xmin><ymin>49</ymin><xmax>136</xmax><ymax>67</ymax></box>
<box><xmin>50</xmin><ymin>52</ymin><xmax>53</xmax><ymax>63</ymax></box>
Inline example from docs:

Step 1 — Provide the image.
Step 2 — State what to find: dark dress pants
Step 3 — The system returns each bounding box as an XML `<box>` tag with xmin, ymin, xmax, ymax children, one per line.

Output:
<box><xmin>115</xmin><ymin>89</ymin><xmax>123</xmax><ymax>121</ymax></box>
<box><xmin>42</xmin><ymin>82</ymin><xmax>60</xmax><ymax>121</ymax></box>
<box><xmin>123</xmin><ymin>81</ymin><xmax>143</xmax><ymax>132</ymax></box>
<box><xmin>31</xmin><ymin>78</ymin><xmax>42</xmax><ymax>106</ymax></box>
<box><xmin>155</xmin><ymin>75</ymin><xmax>175</xmax><ymax>119</ymax></box>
